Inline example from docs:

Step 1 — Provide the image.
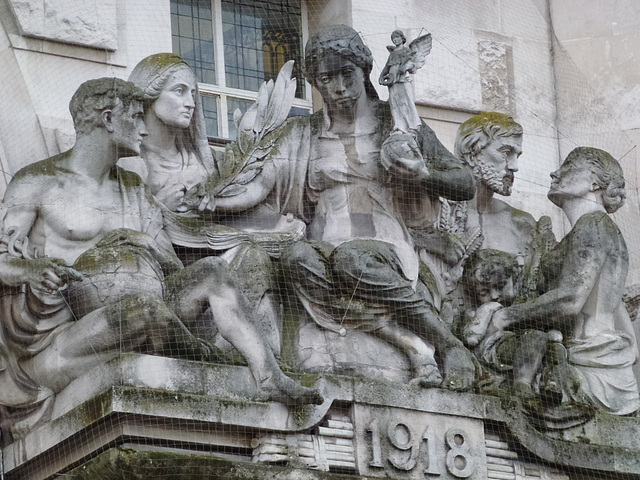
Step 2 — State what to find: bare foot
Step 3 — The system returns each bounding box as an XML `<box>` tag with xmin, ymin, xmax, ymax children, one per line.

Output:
<box><xmin>539</xmin><ymin>376</ymin><xmax>564</xmax><ymax>406</ymax></box>
<box><xmin>409</xmin><ymin>363</ymin><xmax>443</xmax><ymax>388</ymax></box>
<box><xmin>441</xmin><ymin>345</ymin><xmax>475</xmax><ymax>392</ymax></box>
<box><xmin>258</xmin><ymin>373</ymin><xmax>324</xmax><ymax>406</ymax></box>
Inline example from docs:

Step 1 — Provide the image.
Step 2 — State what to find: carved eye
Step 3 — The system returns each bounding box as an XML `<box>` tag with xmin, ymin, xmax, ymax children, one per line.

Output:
<box><xmin>319</xmin><ymin>76</ymin><xmax>331</xmax><ymax>84</ymax></box>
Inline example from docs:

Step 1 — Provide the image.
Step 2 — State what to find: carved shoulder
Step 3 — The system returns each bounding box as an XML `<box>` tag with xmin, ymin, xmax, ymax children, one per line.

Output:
<box><xmin>5</xmin><ymin>154</ymin><xmax>70</xmax><ymax>204</ymax></box>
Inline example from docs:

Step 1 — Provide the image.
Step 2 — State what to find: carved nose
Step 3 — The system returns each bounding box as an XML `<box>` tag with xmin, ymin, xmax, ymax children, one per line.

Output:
<box><xmin>184</xmin><ymin>91</ymin><xmax>196</xmax><ymax>108</ymax></box>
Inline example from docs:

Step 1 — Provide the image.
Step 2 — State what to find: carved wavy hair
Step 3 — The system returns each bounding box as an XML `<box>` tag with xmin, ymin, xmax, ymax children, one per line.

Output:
<box><xmin>69</xmin><ymin>78</ymin><xmax>145</xmax><ymax>135</ymax></box>
<box><xmin>454</xmin><ymin>112</ymin><xmax>523</xmax><ymax>167</ymax></box>
<box><xmin>303</xmin><ymin>24</ymin><xmax>379</xmax><ymax>100</ymax></box>
<box><xmin>565</xmin><ymin>147</ymin><xmax>626</xmax><ymax>213</ymax></box>
<box><xmin>128</xmin><ymin>53</ymin><xmax>215</xmax><ymax>174</ymax></box>
<box><xmin>463</xmin><ymin>249</ymin><xmax>519</xmax><ymax>294</ymax></box>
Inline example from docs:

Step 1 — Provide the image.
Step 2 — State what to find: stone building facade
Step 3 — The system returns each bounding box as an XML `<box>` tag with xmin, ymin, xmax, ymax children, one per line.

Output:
<box><xmin>0</xmin><ymin>1</ymin><xmax>639</xmax><ymax>479</ymax></box>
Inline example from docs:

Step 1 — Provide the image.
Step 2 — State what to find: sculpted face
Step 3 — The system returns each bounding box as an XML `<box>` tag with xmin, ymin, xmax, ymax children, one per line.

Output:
<box><xmin>548</xmin><ymin>157</ymin><xmax>594</xmax><ymax>207</ymax></box>
<box><xmin>153</xmin><ymin>66</ymin><xmax>197</xmax><ymax>129</ymax></box>
<box><xmin>112</xmin><ymin>100</ymin><xmax>148</xmax><ymax>157</ymax></box>
<box><xmin>475</xmin><ymin>135</ymin><xmax>523</xmax><ymax>196</ymax></box>
<box><xmin>314</xmin><ymin>53</ymin><xmax>365</xmax><ymax>112</ymax></box>
<box><xmin>391</xmin><ymin>32</ymin><xmax>404</xmax><ymax>46</ymax></box>
<box><xmin>474</xmin><ymin>276</ymin><xmax>515</xmax><ymax>306</ymax></box>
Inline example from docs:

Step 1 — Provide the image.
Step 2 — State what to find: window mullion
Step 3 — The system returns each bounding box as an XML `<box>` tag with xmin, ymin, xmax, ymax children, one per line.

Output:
<box><xmin>211</xmin><ymin>0</ymin><xmax>228</xmax><ymax>137</ymax></box>
<box><xmin>300</xmin><ymin>0</ymin><xmax>311</xmax><ymax>101</ymax></box>
<box><xmin>212</xmin><ymin>0</ymin><xmax>226</xmax><ymax>88</ymax></box>
<box><xmin>219</xmin><ymin>94</ymin><xmax>230</xmax><ymax>138</ymax></box>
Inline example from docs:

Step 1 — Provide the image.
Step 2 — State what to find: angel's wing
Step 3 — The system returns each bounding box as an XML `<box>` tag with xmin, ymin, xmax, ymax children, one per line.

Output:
<box><xmin>408</xmin><ymin>33</ymin><xmax>432</xmax><ymax>72</ymax></box>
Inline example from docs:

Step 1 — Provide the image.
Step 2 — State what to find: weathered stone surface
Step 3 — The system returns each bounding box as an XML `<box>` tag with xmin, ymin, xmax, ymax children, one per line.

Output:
<box><xmin>485</xmin><ymin>147</ymin><xmax>640</xmax><ymax>415</ymax></box>
<box><xmin>7</xmin><ymin>0</ymin><xmax>117</xmax><ymax>50</ymax></box>
<box><xmin>4</xmin><ymin>356</ymin><xmax>640</xmax><ymax>479</ymax></box>
<box><xmin>1</xmin><ymin>15</ymin><xmax>639</xmax><ymax>480</ymax></box>
<box><xmin>478</xmin><ymin>39</ymin><xmax>513</xmax><ymax>114</ymax></box>
<box><xmin>212</xmin><ymin>24</ymin><xmax>477</xmax><ymax>393</ymax></box>
<box><xmin>0</xmin><ymin>77</ymin><xmax>321</xmax><ymax>443</ymax></box>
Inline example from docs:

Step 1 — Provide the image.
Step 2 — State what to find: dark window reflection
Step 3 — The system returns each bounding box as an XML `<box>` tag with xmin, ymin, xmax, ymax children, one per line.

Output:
<box><xmin>171</xmin><ymin>0</ymin><xmax>216</xmax><ymax>84</ymax></box>
<box><xmin>201</xmin><ymin>94</ymin><xmax>219</xmax><ymax>137</ymax></box>
<box><xmin>222</xmin><ymin>0</ymin><xmax>304</xmax><ymax>98</ymax></box>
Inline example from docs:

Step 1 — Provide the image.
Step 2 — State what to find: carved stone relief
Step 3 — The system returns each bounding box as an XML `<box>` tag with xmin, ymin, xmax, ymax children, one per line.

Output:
<box><xmin>0</xmin><ymin>21</ymin><xmax>639</xmax><ymax>480</ymax></box>
<box><xmin>478</xmin><ymin>38</ymin><xmax>514</xmax><ymax>114</ymax></box>
<box><xmin>7</xmin><ymin>0</ymin><xmax>117</xmax><ymax>50</ymax></box>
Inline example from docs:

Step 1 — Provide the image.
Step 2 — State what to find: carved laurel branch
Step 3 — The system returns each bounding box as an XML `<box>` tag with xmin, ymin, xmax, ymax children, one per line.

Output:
<box><xmin>208</xmin><ymin>61</ymin><xmax>297</xmax><ymax>198</ymax></box>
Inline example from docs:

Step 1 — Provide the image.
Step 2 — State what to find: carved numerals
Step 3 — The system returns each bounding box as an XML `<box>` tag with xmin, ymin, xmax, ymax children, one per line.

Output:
<box><xmin>445</xmin><ymin>429</ymin><xmax>474</xmax><ymax>478</ymax></box>
<box><xmin>366</xmin><ymin>419</ymin><xmax>476</xmax><ymax>478</ymax></box>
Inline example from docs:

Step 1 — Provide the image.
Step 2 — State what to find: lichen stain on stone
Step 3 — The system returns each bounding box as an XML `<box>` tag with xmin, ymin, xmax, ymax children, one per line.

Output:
<box><xmin>457</xmin><ymin>111</ymin><xmax>518</xmax><ymax>138</ymax></box>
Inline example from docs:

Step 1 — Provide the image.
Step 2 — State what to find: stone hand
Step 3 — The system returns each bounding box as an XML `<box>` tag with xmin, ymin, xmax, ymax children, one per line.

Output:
<box><xmin>442</xmin><ymin>234</ymin><xmax>466</xmax><ymax>266</ymax></box>
<box><xmin>380</xmin><ymin>133</ymin><xmax>429</xmax><ymax>181</ymax></box>
<box><xmin>180</xmin><ymin>182</ymin><xmax>209</xmax><ymax>213</ymax></box>
<box><xmin>421</xmin><ymin>229</ymin><xmax>465</xmax><ymax>266</ymax></box>
<box><xmin>484</xmin><ymin>306</ymin><xmax>508</xmax><ymax>339</ymax></box>
<box><xmin>196</xmin><ymin>190</ymin><xmax>216</xmax><ymax>213</ymax></box>
<box><xmin>26</xmin><ymin>257</ymin><xmax>83</xmax><ymax>293</ymax></box>
<box><xmin>156</xmin><ymin>183</ymin><xmax>188</xmax><ymax>212</ymax></box>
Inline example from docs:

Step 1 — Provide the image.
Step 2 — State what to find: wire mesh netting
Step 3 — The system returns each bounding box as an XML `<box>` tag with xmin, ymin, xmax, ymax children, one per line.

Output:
<box><xmin>0</xmin><ymin>0</ymin><xmax>638</xmax><ymax>479</ymax></box>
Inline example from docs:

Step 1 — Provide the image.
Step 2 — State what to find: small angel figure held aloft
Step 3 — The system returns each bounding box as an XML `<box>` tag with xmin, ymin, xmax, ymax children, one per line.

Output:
<box><xmin>379</xmin><ymin>30</ymin><xmax>432</xmax><ymax>134</ymax></box>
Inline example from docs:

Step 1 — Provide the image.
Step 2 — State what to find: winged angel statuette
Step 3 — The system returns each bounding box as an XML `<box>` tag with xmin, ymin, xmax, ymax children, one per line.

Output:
<box><xmin>379</xmin><ymin>30</ymin><xmax>432</xmax><ymax>134</ymax></box>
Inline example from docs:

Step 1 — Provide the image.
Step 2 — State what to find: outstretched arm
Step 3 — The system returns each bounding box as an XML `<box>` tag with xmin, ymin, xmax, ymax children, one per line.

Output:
<box><xmin>491</xmin><ymin>215</ymin><xmax>610</xmax><ymax>332</ymax></box>
<box><xmin>211</xmin><ymin>161</ymin><xmax>278</xmax><ymax>213</ymax></box>
<box><xmin>380</xmin><ymin>122</ymin><xmax>476</xmax><ymax>201</ymax></box>
<box><xmin>418</xmin><ymin>123</ymin><xmax>476</xmax><ymax>201</ymax></box>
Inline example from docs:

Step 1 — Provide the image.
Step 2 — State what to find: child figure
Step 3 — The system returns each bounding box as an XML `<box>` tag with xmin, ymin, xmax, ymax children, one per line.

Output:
<box><xmin>459</xmin><ymin>250</ymin><xmax>564</xmax><ymax>402</ymax></box>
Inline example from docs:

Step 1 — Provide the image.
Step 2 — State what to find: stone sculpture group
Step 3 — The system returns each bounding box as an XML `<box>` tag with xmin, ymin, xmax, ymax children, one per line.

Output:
<box><xmin>0</xmin><ymin>24</ymin><xmax>638</xmax><ymax>442</ymax></box>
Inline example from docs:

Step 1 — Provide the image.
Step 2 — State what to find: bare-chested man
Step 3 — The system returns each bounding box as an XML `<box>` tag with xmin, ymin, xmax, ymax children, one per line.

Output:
<box><xmin>0</xmin><ymin>78</ymin><xmax>321</xmax><ymax>438</ymax></box>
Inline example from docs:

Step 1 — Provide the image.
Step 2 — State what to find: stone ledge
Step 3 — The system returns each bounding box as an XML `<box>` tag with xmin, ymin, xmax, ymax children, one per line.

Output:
<box><xmin>3</xmin><ymin>354</ymin><xmax>640</xmax><ymax>479</ymax></box>
<box><xmin>66</xmin><ymin>447</ymin><xmax>360</xmax><ymax>480</ymax></box>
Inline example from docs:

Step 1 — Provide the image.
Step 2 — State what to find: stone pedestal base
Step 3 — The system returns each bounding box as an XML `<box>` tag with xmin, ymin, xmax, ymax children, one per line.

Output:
<box><xmin>3</xmin><ymin>355</ymin><xmax>640</xmax><ymax>480</ymax></box>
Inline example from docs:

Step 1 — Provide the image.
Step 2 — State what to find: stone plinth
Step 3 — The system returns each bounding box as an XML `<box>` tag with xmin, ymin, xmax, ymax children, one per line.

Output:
<box><xmin>3</xmin><ymin>354</ymin><xmax>640</xmax><ymax>480</ymax></box>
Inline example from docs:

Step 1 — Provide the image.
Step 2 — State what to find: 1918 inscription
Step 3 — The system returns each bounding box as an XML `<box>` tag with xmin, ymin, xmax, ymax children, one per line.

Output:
<box><xmin>355</xmin><ymin>405</ymin><xmax>486</xmax><ymax>478</ymax></box>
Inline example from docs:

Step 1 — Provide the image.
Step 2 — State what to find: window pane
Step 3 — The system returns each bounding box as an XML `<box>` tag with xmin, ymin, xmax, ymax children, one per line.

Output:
<box><xmin>221</xmin><ymin>0</ymin><xmax>304</xmax><ymax>98</ymax></box>
<box><xmin>171</xmin><ymin>0</ymin><xmax>216</xmax><ymax>85</ymax></box>
<box><xmin>201</xmin><ymin>94</ymin><xmax>219</xmax><ymax>138</ymax></box>
<box><xmin>227</xmin><ymin>97</ymin><xmax>253</xmax><ymax>140</ymax></box>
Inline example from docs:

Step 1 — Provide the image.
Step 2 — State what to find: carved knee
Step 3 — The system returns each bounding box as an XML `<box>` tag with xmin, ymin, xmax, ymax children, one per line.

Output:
<box><xmin>193</xmin><ymin>256</ymin><xmax>235</xmax><ymax>287</ymax></box>
<box><xmin>280</xmin><ymin>241</ymin><xmax>327</xmax><ymax>282</ymax></box>
<box><xmin>109</xmin><ymin>293</ymin><xmax>176</xmax><ymax>351</ymax></box>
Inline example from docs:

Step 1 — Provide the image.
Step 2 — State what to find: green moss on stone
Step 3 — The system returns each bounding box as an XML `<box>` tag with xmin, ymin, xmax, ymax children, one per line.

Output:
<box><xmin>65</xmin><ymin>447</ymin><xmax>359</xmax><ymax>479</ymax></box>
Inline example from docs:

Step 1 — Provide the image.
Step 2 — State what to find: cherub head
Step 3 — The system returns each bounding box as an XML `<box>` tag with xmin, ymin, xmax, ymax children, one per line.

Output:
<box><xmin>458</xmin><ymin>249</ymin><xmax>519</xmax><ymax>347</ymax></box>
<box><xmin>463</xmin><ymin>249</ymin><xmax>519</xmax><ymax>307</ymax></box>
